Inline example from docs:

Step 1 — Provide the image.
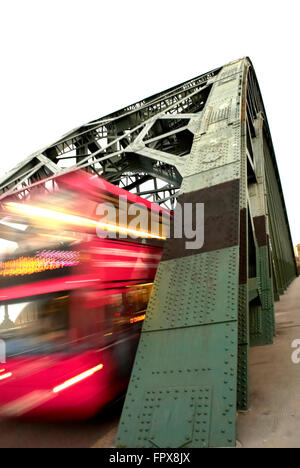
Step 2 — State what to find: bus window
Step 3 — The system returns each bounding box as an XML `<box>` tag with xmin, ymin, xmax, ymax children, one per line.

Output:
<box><xmin>0</xmin><ymin>295</ymin><xmax>70</xmax><ymax>357</ymax></box>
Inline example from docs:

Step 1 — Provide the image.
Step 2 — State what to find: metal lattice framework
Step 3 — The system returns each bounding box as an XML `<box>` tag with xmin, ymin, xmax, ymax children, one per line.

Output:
<box><xmin>0</xmin><ymin>57</ymin><xmax>297</xmax><ymax>448</ymax></box>
<box><xmin>0</xmin><ymin>66</ymin><xmax>219</xmax><ymax>211</ymax></box>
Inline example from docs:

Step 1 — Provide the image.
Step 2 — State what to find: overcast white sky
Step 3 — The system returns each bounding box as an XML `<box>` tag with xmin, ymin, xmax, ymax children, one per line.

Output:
<box><xmin>0</xmin><ymin>0</ymin><xmax>299</xmax><ymax>244</ymax></box>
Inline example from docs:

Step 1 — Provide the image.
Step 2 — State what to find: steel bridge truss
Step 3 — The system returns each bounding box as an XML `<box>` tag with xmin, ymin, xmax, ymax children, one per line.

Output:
<box><xmin>0</xmin><ymin>66</ymin><xmax>219</xmax><ymax>210</ymax></box>
<box><xmin>0</xmin><ymin>57</ymin><xmax>296</xmax><ymax>448</ymax></box>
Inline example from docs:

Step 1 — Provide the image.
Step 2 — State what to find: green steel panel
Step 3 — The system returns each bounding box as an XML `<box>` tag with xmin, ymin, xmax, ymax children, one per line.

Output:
<box><xmin>144</xmin><ymin>247</ymin><xmax>239</xmax><ymax>332</ymax></box>
<box><xmin>237</xmin><ymin>284</ymin><xmax>249</xmax><ymax>351</ymax></box>
<box><xmin>117</xmin><ymin>59</ymin><xmax>244</xmax><ymax>448</ymax></box>
<box><xmin>249</xmin><ymin>301</ymin><xmax>264</xmax><ymax>347</ymax></box>
<box><xmin>180</xmin><ymin>161</ymin><xmax>241</xmax><ymax>193</ymax></box>
<box><xmin>116</xmin><ymin>322</ymin><xmax>238</xmax><ymax>448</ymax></box>
<box><xmin>137</xmin><ymin>387</ymin><xmax>212</xmax><ymax>448</ymax></box>
<box><xmin>183</xmin><ymin>132</ymin><xmax>240</xmax><ymax>178</ymax></box>
<box><xmin>250</xmin><ymin>245</ymin><xmax>274</xmax><ymax>346</ymax></box>
<box><xmin>237</xmin><ymin>282</ymin><xmax>250</xmax><ymax>411</ymax></box>
<box><xmin>248</xmin><ymin>278</ymin><xmax>258</xmax><ymax>302</ymax></box>
<box><xmin>237</xmin><ymin>344</ymin><xmax>249</xmax><ymax>411</ymax></box>
<box><xmin>249</xmin><ymin>304</ymin><xmax>273</xmax><ymax>347</ymax></box>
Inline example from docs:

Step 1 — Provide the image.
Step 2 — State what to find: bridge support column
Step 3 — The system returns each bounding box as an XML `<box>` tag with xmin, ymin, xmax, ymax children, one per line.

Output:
<box><xmin>116</xmin><ymin>59</ymin><xmax>249</xmax><ymax>447</ymax></box>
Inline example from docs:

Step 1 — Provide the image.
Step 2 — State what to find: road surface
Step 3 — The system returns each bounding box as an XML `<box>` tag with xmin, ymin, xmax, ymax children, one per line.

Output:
<box><xmin>0</xmin><ymin>399</ymin><xmax>121</xmax><ymax>448</ymax></box>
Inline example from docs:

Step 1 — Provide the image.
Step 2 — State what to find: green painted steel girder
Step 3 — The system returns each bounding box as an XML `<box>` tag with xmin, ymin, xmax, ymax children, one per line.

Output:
<box><xmin>116</xmin><ymin>58</ymin><xmax>297</xmax><ymax>447</ymax></box>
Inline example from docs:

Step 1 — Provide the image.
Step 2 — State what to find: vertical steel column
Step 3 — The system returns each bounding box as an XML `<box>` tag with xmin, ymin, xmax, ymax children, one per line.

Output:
<box><xmin>249</xmin><ymin>116</ymin><xmax>275</xmax><ymax>346</ymax></box>
<box><xmin>116</xmin><ymin>59</ymin><xmax>248</xmax><ymax>448</ymax></box>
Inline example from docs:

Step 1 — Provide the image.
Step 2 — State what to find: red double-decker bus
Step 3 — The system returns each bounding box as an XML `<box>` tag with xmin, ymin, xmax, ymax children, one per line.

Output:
<box><xmin>0</xmin><ymin>171</ymin><xmax>169</xmax><ymax>420</ymax></box>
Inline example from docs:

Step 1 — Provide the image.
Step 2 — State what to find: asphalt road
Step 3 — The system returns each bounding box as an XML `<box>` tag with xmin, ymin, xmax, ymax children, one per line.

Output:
<box><xmin>0</xmin><ymin>399</ymin><xmax>122</xmax><ymax>448</ymax></box>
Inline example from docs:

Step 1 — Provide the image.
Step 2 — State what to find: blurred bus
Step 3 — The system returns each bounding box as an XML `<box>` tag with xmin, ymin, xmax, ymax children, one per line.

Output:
<box><xmin>0</xmin><ymin>171</ymin><xmax>169</xmax><ymax>420</ymax></box>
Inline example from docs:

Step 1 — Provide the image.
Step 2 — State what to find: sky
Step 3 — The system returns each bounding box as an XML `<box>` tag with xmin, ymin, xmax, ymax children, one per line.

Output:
<box><xmin>0</xmin><ymin>0</ymin><xmax>299</xmax><ymax>244</ymax></box>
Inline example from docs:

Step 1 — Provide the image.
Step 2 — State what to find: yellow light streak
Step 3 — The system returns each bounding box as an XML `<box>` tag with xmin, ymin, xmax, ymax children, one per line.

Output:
<box><xmin>0</xmin><ymin>372</ymin><xmax>12</xmax><ymax>381</ymax></box>
<box><xmin>130</xmin><ymin>313</ymin><xmax>146</xmax><ymax>324</ymax></box>
<box><xmin>38</xmin><ymin>233</ymin><xmax>79</xmax><ymax>242</ymax></box>
<box><xmin>126</xmin><ymin>282</ymin><xmax>154</xmax><ymax>288</ymax></box>
<box><xmin>52</xmin><ymin>364</ymin><xmax>104</xmax><ymax>393</ymax></box>
<box><xmin>0</xmin><ymin>256</ymin><xmax>62</xmax><ymax>277</ymax></box>
<box><xmin>5</xmin><ymin>202</ymin><xmax>166</xmax><ymax>240</ymax></box>
<box><xmin>0</xmin><ymin>251</ymin><xmax>79</xmax><ymax>277</ymax></box>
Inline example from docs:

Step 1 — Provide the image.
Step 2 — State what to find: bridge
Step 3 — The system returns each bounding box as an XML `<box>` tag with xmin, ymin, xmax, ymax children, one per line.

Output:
<box><xmin>0</xmin><ymin>57</ymin><xmax>296</xmax><ymax>448</ymax></box>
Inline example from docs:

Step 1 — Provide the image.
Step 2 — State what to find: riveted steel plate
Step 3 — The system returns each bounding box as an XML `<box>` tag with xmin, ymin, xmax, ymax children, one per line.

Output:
<box><xmin>238</xmin><ymin>284</ymin><xmax>249</xmax><ymax>345</ymax></box>
<box><xmin>162</xmin><ymin>179</ymin><xmax>240</xmax><ymax>261</ymax></box>
<box><xmin>116</xmin><ymin>322</ymin><xmax>238</xmax><ymax>448</ymax></box>
<box><xmin>249</xmin><ymin>183</ymin><xmax>266</xmax><ymax>217</ymax></box>
<box><xmin>187</xmin><ymin>116</ymin><xmax>202</xmax><ymax>135</ymax></box>
<box><xmin>144</xmin><ymin>246</ymin><xmax>239</xmax><ymax>331</ymax></box>
<box><xmin>237</xmin><ymin>344</ymin><xmax>249</xmax><ymax>411</ymax></box>
<box><xmin>254</xmin><ymin>245</ymin><xmax>275</xmax><ymax>344</ymax></box>
<box><xmin>198</xmin><ymin>74</ymin><xmax>241</xmax><ymax>135</ymax></box>
<box><xmin>214</xmin><ymin>84</ymin><xmax>241</xmax><ymax>108</ymax></box>
<box><xmin>185</xmin><ymin>131</ymin><xmax>240</xmax><ymax>177</ymax></box>
<box><xmin>237</xmin><ymin>282</ymin><xmax>249</xmax><ymax>410</ymax></box>
<box><xmin>136</xmin><ymin>386</ymin><xmax>212</xmax><ymax>448</ymax></box>
<box><xmin>218</xmin><ymin>66</ymin><xmax>239</xmax><ymax>80</ymax></box>
<box><xmin>239</xmin><ymin>208</ymin><xmax>247</xmax><ymax>285</ymax></box>
<box><xmin>210</xmin><ymin>76</ymin><xmax>242</xmax><ymax>103</ymax></box>
<box><xmin>249</xmin><ymin>298</ymin><xmax>273</xmax><ymax>347</ymax></box>
<box><xmin>181</xmin><ymin>161</ymin><xmax>241</xmax><ymax>192</ymax></box>
<box><xmin>217</xmin><ymin>76</ymin><xmax>239</xmax><ymax>87</ymax></box>
<box><xmin>239</xmin><ymin>139</ymin><xmax>248</xmax><ymax>210</ymax></box>
<box><xmin>258</xmin><ymin>245</ymin><xmax>271</xmax><ymax>291</ymax></box>
<box><xmin>208</xmin><ymin>99</ymin><xmax>231</xmax><ymax>125</ymax></box>
<box><xmin>249</xmin><ymin>299</ymin><xmax>262</xmax><ymax>340</ymax></box>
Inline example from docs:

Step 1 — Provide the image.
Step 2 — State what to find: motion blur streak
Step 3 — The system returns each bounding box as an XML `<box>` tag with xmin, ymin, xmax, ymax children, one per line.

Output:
<box><xmin>53</xmin><ymin>364</ymin><xmax>104</xmax><ymax>393</ymax></box>
<box><xmin>0</xmin><ymin>171</ymin><xmax>169</xmax><ymax>420</ymax></box>
<box><xmin>130</xmin><ymin>314</ymin><xmax>146</xmax><ymax>324</ymax></box>
<box><xmin>0</xmin><ymin>372</ymin><xmax>12</xmax><ymax>381</ymax></box>
<box><xmin>5</xmin><ymin>202</ymin><xmax>166</xmax><ymax>240</ymax></box>
<box><xmin>0</xmin><ymin>390</ymin><xmax>54</xmax><ymax>418</ymax></box>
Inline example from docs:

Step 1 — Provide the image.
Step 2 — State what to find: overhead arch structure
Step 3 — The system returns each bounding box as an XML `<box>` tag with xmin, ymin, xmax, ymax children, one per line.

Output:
<box><xmin>0</xmin><ymin>57</ymin><xmax>296</xmax><ymax>448</ymax></box>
